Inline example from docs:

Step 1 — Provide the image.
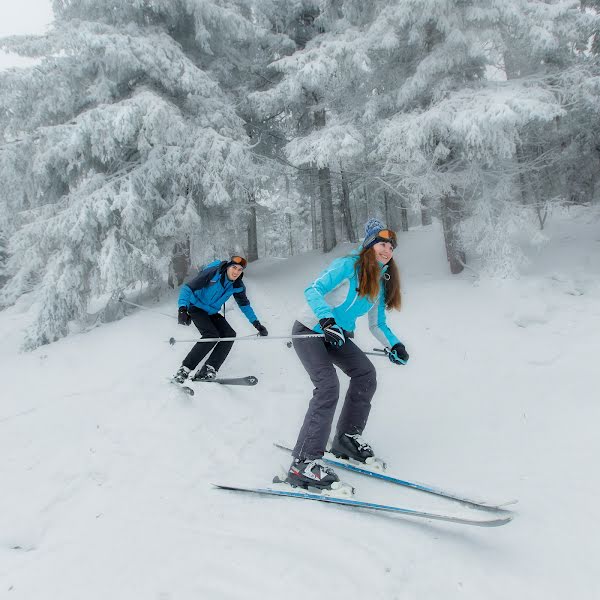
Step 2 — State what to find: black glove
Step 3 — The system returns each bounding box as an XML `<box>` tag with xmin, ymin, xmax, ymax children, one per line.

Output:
<box><xmin>253</xmin><ymin>320</ymin><xmax>268</xmax><ymax>336</ymax></box>
<box><xmin>388</xmin><ymin>342</ymin><xmax>409</xmax><ymax>365</ymax></box>
<box><xmin>319</xmin><ymin>318</ymin><xmax>346</xmax><ymax>348</ymax></box>
<box><xmin>178</xmin><ymin>306</ymin><xmax>191</xmax><ymax>326</ymax></box>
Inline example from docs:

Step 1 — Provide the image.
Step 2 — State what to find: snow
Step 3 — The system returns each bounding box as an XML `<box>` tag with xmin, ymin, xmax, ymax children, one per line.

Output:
<box><xmin>1</xmin><ymin>207</ymin><xmax>599</xmax><ymax>599</ymax></box>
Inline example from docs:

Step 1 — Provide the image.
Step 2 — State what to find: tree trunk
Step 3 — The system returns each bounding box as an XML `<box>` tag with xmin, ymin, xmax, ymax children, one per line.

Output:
<box><xmin>168</xmin><ymin>238</ymin><xmax>190</xmax><ymax>288</ymax></box>
<box><xmin>310</xmin><ymin>166</ymin><xmax>319</xmax><ymax>250</ymax></box>
<box><xmin>340</xmin><ymin>169</ymin><xmax>357</xmax><ymax>243</ymax></box>
<box><xmin>440</xmin><ymin>191</ymin><xmax>465</xmax><ymax>275</ymax></box>
<box><xmin>400</xmin><ymin>199</ymin><xmax>409</xmax><ymax>232</ymax></box>
<box><xmin>421</xmin><ymin>197</ymin><xmax>432</xmax><ymax>226</ymax></box>
<box><xmin>247</xmin><ymin>193</ymin><xmax>258</xmax><ymax>262</ymax></box>
<box><xmin>383</xmin><ymin>191</ymin><xmax>395</xmax><ymax>230</ymax></box>
<box><xmin>287</xmin><ymin>213</ymin><xmax>293</xmax><ymax>255</ymax></box>
<box><xmin>318</xmin><ymin>166</ymin><xmax>337</xmax><ymax>252</ymax></box>
<box><xmin>314</xmin><ymin>108</ymin><xmax>336</xmax><ymax>252</ymax></box>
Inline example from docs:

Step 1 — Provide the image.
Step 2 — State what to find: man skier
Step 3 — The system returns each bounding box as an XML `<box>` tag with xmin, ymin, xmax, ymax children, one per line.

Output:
<box><xmin>172</xmin><ymin>255</ymin><xmax>268</xmax><ymax>384</ymax></box>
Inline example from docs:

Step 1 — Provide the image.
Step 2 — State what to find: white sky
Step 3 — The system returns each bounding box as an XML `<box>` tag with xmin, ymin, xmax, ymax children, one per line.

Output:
<box><xmin>0</xmin><ymin>0</ymin><xmax>54</xmax><ymax>70</ymax></box>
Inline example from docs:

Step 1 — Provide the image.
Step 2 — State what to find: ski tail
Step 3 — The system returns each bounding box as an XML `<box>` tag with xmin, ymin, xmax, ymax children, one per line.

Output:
<box><xmin>168</xmin><ymin>379</ymin><xmax>194</xmax><ymax>395</ymax></box>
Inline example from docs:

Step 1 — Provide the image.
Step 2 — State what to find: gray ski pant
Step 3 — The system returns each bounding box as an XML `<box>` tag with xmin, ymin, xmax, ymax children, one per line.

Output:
<box><xmin>291</xmin><ymin>321</ymin><xmax>377</xmax><ymax>460</ymax></box>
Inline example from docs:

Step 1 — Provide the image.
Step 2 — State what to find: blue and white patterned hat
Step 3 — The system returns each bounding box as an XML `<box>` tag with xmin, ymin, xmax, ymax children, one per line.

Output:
<box><xmin>363</xmin><ymin>218</ymin><xmax>385</xmax><ymax>249</ymax></box>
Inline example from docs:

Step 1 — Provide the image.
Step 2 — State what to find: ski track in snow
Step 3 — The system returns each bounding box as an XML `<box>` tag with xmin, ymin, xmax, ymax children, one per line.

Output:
<box><xmin>1</xmin><ymin>209</ymin><xmax>599</xmax><ymax>599</ymax></box>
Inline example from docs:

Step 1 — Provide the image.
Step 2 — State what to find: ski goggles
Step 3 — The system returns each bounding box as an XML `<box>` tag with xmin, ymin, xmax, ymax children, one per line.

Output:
<box><xmin>364</xmin><ymin>229</ymin><xmax>397</xmax><ymax>250</ymax></box>
<box><xmin>229</xmin><ymin>255</ymin><xmax>248</xmax><ymax>269</ymax></box>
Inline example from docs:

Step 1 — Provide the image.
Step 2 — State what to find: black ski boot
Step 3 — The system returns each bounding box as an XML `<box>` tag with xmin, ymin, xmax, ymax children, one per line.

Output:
<box><xmin>172</xmin><ymin>365</ymin><xmax>191</xmax><ymax>384</ymax></box>
<box><xmin>191</xmin><ymin>364</ymin><xmax>217</xmax><ymax>381</ymax></box>
<box><xmin>285</xmin><ymin>458</ymin><xmax>340</xmax><ymax>491</ymax></box>
<box><xmin>331</xmin><ymin>433</ymin><xmax>375</xmax><ymax>463</ymax></box>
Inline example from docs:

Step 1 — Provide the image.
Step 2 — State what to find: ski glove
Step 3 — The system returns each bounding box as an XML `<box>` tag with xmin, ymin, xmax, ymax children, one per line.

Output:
<box><xmin>319</xmin><ymin>318</ymin><xmax>346</xmax><ymax>348</ymax></box>
<box><xmin>178</xmin><ymin>306</ymin><xmax>191</xmax><ymax>326</ymax></box>
<box><xmin>253</xmin><ymin>320</ymin><xmax>268</xmax><ymax>336</ymax></box>
<box><xmin>388</xmin><ymin>342</ymin><xmax>409</xmax><ymax>365</ymax></box>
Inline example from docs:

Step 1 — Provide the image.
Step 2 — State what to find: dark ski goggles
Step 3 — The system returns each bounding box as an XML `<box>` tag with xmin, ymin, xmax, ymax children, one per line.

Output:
<box><xmin>364</xmin><ymin>228</ymin><xmax>397</xmax><ymax>250</ymax></box>
<box><xmin>229</xmin><ymin>255</ymin><xmax>248</xmax><ymax>269</ymax></box>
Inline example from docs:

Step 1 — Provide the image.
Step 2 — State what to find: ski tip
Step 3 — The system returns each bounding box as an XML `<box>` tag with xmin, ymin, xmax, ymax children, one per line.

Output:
<box><xmin>471</xmin><ymin>498</ymin><xmax>519</xmax><ymax>510</ymax></box>
<box><xmin>482</xmin><ymin>514</ymin><xmax>514</xmax><ymax>527</ymax></box>
<box><xmin>497</xmin><ymin>499</ymin><xmax>519</xmax><ymax>508</ymax></box>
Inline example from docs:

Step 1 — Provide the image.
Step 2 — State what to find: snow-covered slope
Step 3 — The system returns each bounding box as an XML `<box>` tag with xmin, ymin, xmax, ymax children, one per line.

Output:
<box><xmin>1</xmin><ymin>208</ymin><xmax>599</xmax><ymax>599</ymax></box>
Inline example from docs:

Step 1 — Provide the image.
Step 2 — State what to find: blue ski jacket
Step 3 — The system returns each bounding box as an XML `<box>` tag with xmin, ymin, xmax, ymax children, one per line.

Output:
<box><xmin>299</xmin><ymin>254</ymin><xmax>401</xmax><ymax>348</ymax></box>
<box><xmin>178</xmin><ymin>260</ymin><xmax>258</xmax><ymax>324</ymax></box>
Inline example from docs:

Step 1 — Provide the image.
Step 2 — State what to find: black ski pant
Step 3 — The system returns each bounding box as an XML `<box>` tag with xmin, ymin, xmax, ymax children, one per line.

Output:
<box><xmin>181</xmin><ymin>308</ymin><xmax>236</xmax><ymax>372</ymax></box>
<box><xmin>291</xmin><ymin>321</ymin><xmax>377</xmax><ymax>460</ymax></box>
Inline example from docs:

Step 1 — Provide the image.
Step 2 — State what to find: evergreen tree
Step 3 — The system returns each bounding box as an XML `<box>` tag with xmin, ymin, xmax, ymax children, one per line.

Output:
<box><xmin>0</xmin><ymin>0</ymin><xmax>287</xmax><ymax>348</ymax></box>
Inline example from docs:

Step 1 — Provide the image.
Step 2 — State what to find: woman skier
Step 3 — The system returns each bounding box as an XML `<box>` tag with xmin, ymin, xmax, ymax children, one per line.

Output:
<box><xmin>172</xmin><ymin>255</ymin><xmax>268</xmax><ymax>384</ymax></box>
<box><xmin>286</xmin><ymin>219</ymin><xmax>409</xmax><ymax>491</ymax></box>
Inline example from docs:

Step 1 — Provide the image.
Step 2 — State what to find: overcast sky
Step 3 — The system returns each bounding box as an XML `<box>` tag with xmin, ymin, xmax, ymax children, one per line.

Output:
<box><xmin>0</xmin><ymin>0</ymin><xmax>54</xmax><ymax>70</ymax></box>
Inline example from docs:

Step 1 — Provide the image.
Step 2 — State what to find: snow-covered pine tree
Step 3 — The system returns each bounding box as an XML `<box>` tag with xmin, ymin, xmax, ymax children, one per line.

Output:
<box><xmin>0</xmin><ymin>0</ymin><xmax>287</xmax><ymax>348</ymax></box>
<box><xmin>250</xmin><ymin>2</ymin><xmax>367</xmax><ymax>252</ymax></box>
<box><xmin>252</xmin><ymin>0</ymin><xmax>598</xmax><ymax>273</ymax></box>
<box><xmin>369</xmin><ymin>0</ymin><xmax>598</xmax><ymax>275</ymax></box>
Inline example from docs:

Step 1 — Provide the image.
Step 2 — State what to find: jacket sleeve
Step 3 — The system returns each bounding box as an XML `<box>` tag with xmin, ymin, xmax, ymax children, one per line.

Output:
<box><xmin>367</xmin><ymin>291</ymin><xmax>401</xmax><ymax>348</ymax></box>
<box><xmin>178</xmin><ymin>262</ymin><xmax>220</xmax><ymax>308</ymax></box>
<box><xmin>233</xmin><ymin>284</ymin><xmax>258</xmax><ymax>324</ymax></box>
<box><xmin>304</xmin><ymin>256</ymin><xmax>356</xmax><ymax>321</ymax></box>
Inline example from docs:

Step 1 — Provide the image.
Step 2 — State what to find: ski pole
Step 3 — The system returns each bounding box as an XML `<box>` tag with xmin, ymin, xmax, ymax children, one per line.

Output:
<box><xmin>364</xmin><ymin>348</ymin><xmax>390</xmax><ymax>358</ymax></box>
<box><xmin>118</xmin><ymin>296</ymin><xmax>175</xmax><ymax>319</ymax></box>
<box><xmin>366</xmin><ymin>347</ymin><xmax>390</xmax><ymax>356</ymax></box>
<box><xmin>168</xmin><ymin>333</ymin><xmax>325</xmax><ymax>345</ymax></box>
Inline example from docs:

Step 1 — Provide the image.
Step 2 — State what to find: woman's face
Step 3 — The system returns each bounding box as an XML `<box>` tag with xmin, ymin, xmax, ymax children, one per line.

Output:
<box><xmin>373</xmin><ymin>241</ymin><xmax>394</xmax><ymax>264</ymax></box>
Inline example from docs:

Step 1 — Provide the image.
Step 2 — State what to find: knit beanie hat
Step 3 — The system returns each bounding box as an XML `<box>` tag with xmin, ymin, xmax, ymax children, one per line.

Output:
<box><xmin>363</xmin><ymin>218</ymin><xmax>385</xmax><ymax>249</ymax></box>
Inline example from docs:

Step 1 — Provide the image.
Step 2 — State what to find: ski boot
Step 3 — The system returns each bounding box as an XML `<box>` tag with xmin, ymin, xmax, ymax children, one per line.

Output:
<box><xmin>172</xmin><ymin>365</ymin><xmax>191</xmax><ymax>384</ymax></box>
<box><xmin>191</xmin><ymin>364</ymin><xmax>217</xmax><ymax>381</ymax></box>
<box><xmin>276</xmin><ymin>458</ymin><xmax>352</xmax><ymax>497</ymax></box>
<box><xmin>330</xmin><ymin>433</ymin><xmax>386</xmax><ymax>471</ymax></box>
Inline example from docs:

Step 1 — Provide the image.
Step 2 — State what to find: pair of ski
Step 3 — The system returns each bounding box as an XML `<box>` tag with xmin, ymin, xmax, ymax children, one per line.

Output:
<box><xmin>171</xmin><ymin>375</ymin><xmax>258</xmax><ymax>396</ymax></box>
<box><xmin>213</xmin><ymin>442</ymin><xmax>516</xmax><ymax>527</ymax></box>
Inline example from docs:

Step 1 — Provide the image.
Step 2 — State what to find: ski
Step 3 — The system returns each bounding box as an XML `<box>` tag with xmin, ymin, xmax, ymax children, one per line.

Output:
<box><xmin>192</xmin><ymin>375</ymin><xmax>258</xmax><ymax>386</ymax></box>
<box><xmin>274</xmin><ymin>442</ymin><xmax>516</xmax><ymax>511</ymax></box>
<box><xmin>168</xmin><ymin>379</ymin><xmax>194</xmax><ymax>396</ymax></box>
<box><xmin>213</xmin><ymin>483</ymin><xmax>512</xmax><ymax>527</ymax></box>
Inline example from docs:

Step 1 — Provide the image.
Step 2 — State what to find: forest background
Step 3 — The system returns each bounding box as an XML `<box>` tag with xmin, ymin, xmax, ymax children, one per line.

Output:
<box><xmin>1</xmin><ymin>0</ymin><xmax>599</xmax><ymax>350</ymax></box>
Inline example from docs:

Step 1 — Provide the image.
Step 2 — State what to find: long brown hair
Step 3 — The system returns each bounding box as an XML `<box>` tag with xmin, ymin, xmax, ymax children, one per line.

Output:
<box><xmin>355</xmin><ymin>247</ymin><xmax>401</xmax><ymax>310</ymax></box>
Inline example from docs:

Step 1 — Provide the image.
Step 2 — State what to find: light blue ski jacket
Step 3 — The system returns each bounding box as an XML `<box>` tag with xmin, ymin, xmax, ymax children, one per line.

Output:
<box><xmin>299</xmin><ymin>254</ymin><xmax>401</xmax><ymax>348</ymax></box>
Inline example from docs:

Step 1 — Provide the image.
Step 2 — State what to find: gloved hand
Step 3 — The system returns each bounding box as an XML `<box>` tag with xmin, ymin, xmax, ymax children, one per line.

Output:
<box><xmin>178</xmin><ymin>306</ymin><xmax>191</xmax><ymax>326</ymax></box>
<box><xmin>319</xmin><ymin>318</ymin><xmax>346</xmax><ymax>348</ymax></box>
<box><xmin>388</xmin><ymin>342</ymin><xmax>409</xmax><ymax>365</ymax></box>
<box><xmin>253</xmin><ymin>320</ymin><xmax>268</xmax><ymax>336</ymax></box>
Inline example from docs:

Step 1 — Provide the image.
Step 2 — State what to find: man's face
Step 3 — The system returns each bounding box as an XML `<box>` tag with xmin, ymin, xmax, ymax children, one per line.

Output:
<box><xmin>227</xmin><ymin>264</ymin><xmax>244</xmax><ymax>280</ymax></box>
